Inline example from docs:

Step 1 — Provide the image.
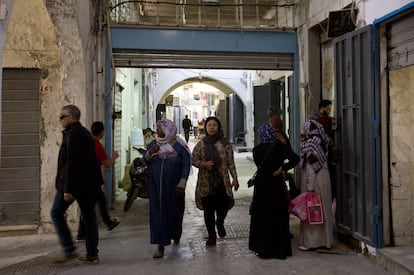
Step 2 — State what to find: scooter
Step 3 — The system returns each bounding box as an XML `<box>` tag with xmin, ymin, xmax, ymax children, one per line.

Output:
<box><xmin>123</xmin><ymin>128</ymin><xmax>156</xmax><ymax>211</ymax></box>
<box><xmin>124</xmin><ymin>151</ymin><xmax>148</xmax><ymax>211</ymax></box>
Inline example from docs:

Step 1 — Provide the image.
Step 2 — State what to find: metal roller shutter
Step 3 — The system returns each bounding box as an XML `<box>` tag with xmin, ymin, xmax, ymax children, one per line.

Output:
<box><xmin>388</xmin><ymin>13</ymin><xmax>414</xmax><ymax>70</ymax></box>
<box><xmin>112</xmin><ymin>50</ymin><xmax>294</xmax><ymax>70</ymax></box>
<box><xmin>0</xmin><ymin>69</ymin><xmax>40</xmax><ymax>227</ymax></box>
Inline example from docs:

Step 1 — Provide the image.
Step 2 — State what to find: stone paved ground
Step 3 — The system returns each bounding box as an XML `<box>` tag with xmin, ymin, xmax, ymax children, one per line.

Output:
<box><xmin>0</xmin><ymin>145</ymin><xmax>391</xmax><ymax>275</ymax></box>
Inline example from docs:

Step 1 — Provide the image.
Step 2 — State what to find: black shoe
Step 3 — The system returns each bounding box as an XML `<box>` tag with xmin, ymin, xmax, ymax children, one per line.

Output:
<box><xmin>216</xmin><ymin>223</ymin><xmax>226</xmax><ymax>238</ymax></box>
<box><xmin>206</xmin><ymin>235</ymin><xmax>216</xmax><ymax>247</ymax></box>
<box><xmin>107</xmin><ymin>220</ymin><xmax>120</xmax><ymax>231</ymax></box>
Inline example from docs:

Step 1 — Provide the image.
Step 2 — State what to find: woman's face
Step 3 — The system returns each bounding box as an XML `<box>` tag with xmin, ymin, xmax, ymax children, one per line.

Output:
<box><xmin>206</xmin><ymin>119</ymin><xmax>219</xmax><ymax>136</ymax></box>
<box><xmin>156</xmin><ymin>122</ymin><xmax>166</xmax><ymax>138</ymax></box>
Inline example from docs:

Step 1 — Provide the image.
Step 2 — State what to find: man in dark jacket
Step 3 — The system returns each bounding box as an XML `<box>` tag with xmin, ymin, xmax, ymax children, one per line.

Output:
<box><xmin>182</xmin><ymin>115</ymin><xmax>192</xmax><ymax>143</ymax></box>
<box><xmin>51</xmin><ymin>105</ymin><xmax>102</xmax><ymax>264</ymax></box>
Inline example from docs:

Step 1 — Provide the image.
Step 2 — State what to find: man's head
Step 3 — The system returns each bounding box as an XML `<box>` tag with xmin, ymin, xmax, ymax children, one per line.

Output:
<box><xmin>91</xmin><ymin>121</ymin><xmax>105</xmax><ymax>138</ymax></box>
<box><xmin>60</xmin><ymin>105</ymin><xmax>80</xmax><ymax>128</ymax></box>
<box><xmin>185</xmin><ymin>115</ymin><xmax>188</xmax><ymax>119</ymax></box>
<box><xmin>319</xmin><ymin>99</ymin><xmax>332</xmax><ymax>116</ymax></box>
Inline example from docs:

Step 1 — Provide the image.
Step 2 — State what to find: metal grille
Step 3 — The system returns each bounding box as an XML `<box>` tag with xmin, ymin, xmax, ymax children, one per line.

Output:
<box><xmin>333</xmin><ymin>26</ymin><xmax>378</xmax><ymax>247</ymax></box>
<box><xmin>109</xmin><ymin>0</ymin><xmax>296</xmax><ymax>30</ymax></box>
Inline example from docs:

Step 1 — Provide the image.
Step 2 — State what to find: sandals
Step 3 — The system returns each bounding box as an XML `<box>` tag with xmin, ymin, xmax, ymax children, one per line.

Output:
<box><xmin>153</xmin><ymin>245</ymin><xmax>164</xmax><ymax>259</ymax></box>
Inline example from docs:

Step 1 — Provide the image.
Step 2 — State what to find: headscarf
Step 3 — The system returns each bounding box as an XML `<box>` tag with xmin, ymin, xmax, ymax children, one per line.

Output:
<box><xmin>300</xmin><ymin>119</ymin><xmax>329</xmax><ymax>171</ymax></box>
<box><xmin>268</xmin><ymin>115</ymin><xmax>287</xmax><ymax>145</ymax></box>
<box><xmin>153</xmin><ymin>118</ymin><xmax>190</xmax><ymax>159</ymax></box>
<box><xmin>258</xmin><ymin>123</ymin><xmax>276</xmax><ymax>144</ymax></box>
<box><xmin>202</xmin><ymin>117</ymin><xmax>229</xmax><ymax>170</ymax></box>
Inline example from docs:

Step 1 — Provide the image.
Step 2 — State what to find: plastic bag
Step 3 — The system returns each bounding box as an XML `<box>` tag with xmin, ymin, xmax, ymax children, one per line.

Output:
<box><xmin>288</xmin><ymin>191</ymin><xmax>324</xmax><ymax>224</ymax></box>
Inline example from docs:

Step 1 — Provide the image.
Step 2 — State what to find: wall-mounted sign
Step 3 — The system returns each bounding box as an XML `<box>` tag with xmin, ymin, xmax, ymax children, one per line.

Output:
<box><xmin>328</xmin><ymin>9</ymin><xmax>357</xmax><ymax>38</ymax></box>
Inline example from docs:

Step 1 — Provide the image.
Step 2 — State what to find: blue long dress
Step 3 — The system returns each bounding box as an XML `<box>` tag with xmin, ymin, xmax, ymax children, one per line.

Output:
<box><xmin>142</xmin><ymin>140</ymin><xmax>191</xmax><ymax>246</ymax></box>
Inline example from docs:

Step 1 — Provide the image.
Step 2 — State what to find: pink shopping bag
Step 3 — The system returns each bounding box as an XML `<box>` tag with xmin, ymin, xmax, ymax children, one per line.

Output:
<box><xmin>289</xmin><ymin>191</ymin><xmax>325</xmax><ymax>224</ymax></box>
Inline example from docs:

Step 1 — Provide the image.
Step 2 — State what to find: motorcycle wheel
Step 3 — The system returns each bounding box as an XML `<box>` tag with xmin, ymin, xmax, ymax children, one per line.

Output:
<box><xmin>123</xmin><ymin>186</ymin><xmax>140</xmax><ymax>211</ymax></box>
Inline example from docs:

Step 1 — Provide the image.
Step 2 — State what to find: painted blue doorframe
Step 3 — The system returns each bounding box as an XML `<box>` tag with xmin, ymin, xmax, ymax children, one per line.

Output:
<box><xmin>105</xmin><ymin>27</ymin><xmax>300</xmax><ymax>203</ymax></box>
<box><xmin>104</xmin><ymin>42</ymin><xmax>114</xmax><ymax>207</ymax></box>
<box><xmin>371</xmin><ymin>1</ymin><xmax>414</xmax><ymax>248</ymax></box>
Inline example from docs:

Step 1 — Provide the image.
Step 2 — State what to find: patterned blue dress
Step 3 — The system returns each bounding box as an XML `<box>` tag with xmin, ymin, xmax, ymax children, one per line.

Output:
<box><xmin>142</xmin><ymin>139</ymin><xmax>191</xmax><ymax>246</ymax></box>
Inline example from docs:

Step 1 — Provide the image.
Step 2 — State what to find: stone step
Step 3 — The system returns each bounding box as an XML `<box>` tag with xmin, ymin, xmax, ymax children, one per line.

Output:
<box><xmin>376</xmin><ymin>246</ymin><xmax>414</xmax><ymax>275</ymax></box>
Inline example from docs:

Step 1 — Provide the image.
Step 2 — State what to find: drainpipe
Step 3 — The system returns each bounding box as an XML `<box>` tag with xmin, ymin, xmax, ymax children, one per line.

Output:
<box><xmin>104</xmin><ymin>8</ymin><xmax>116</xmax><ymax>208</ymax></box>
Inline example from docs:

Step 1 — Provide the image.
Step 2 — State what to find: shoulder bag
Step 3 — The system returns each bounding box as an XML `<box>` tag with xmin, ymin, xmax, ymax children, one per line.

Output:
<box><xmin>247</xmin><ymin>142</ymin><xmax>276</xmax><ymax>188</ymax></box>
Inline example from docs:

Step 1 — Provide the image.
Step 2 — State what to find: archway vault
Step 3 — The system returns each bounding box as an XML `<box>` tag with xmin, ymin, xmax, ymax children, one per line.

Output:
<box><xmin>160</xmin><ymin>76</ymin><xmax>234</xmax><ymax>104</ymax></box>
<box><xmin>109</xmin><ymin>27</ymin><xmax>301</xmax><ymax>152</ymax></box>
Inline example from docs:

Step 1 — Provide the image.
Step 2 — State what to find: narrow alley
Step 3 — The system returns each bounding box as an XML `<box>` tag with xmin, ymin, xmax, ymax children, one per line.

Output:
<box><xmin>0</xmin><ymin>137</ymin><xmax>390</xmax><ymax>275</ymax></box>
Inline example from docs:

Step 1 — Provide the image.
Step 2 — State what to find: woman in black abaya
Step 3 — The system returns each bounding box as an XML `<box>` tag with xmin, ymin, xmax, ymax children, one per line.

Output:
<box><xmin>249</xmin><ymin>123</ymin><xmax>299</xmax><ymax>259</ymax></box>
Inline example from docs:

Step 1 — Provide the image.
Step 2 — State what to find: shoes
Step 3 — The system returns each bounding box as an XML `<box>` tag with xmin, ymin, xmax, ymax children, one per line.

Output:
<box><xmin>205</xmin><ymin>235</ymin><xmax>216</xmax><ymax>247</ymax></box>
<box><xmin>79</xmin><ymin>255</ymin><xmax>99</xmax><ymax>264</ymax></box>
<box><xmin>173</xmin><ymin>239</ymin><xmax>180</xmax><ymax>245</ymax></box>
<box><xmin>153</xmin><ymin>245</ymin><xmax>164</xmax><ymax>259</ymax></box>
<box><xmin>53</xmin><ymin>252</ymin><xmax>79</xmax><ymax>264</ymax></box>
<box><xmin>216</xmin><ymin>223</ymin><xmax>226</xmax><ymax>238</ymax></box>
<box><xmin>298</xmin><ymin>245</ymin><xmax>310</xmax><ymax>251</ymax></box>
<box><xmin>76</xmin><ymin>235</ymin><xmax>86</xmax><ymax>242</ymax></box>
<box><xmin>107</xmin><ymin>220</ymin><xmax>120</xmax><ymax>231</ymax></box>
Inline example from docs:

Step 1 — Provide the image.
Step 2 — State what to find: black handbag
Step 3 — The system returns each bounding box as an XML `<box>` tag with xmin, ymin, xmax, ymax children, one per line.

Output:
<box><xmin>247</xmin><ymin>142</ymin><xmax>276</xmax><ymax>188</ymax></box>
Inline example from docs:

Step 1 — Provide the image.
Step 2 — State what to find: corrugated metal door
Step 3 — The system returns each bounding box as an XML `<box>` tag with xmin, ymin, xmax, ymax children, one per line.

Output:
<box><xmin>0</xmin><ymin>69</ymin><xmax>40</xmax><ymax>226</ymax></box>
<box><xmin>334</xmin><ymin>25</ymin><xmax>380</xmax><ymax>246</ymax></box>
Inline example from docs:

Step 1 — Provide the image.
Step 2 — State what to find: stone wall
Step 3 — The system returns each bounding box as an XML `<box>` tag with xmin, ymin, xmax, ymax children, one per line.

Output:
<box><xmin>2</xmin><ymin>0</ymin><xmax>96</xmax><ymax>232</ymax></box>
<box><xmin>389</xmin><ymin>65</ymin><xmax>414</xmax><ymax>245</ymax></box>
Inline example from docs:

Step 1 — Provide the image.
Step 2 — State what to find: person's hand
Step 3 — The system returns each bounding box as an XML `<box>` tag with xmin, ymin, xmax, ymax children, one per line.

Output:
<box><xmin>63</xmin><ymin>193</ymin><xmax>75</xmax><ymax>202</ymax></box>
<box><xmin>148</xmin><ymin>143</ymin><xmax>160</xmax><ymax>156</ymax></box>
<box><xmin>202</xmin><ymin>160</ymin><xmax>215</xmax><ymax>170</ymax></box>
<box><xmin>272</xmin><ymin>167</ymin><xmax>283</xmax><ymax>177</ymax></box>
<box><xmin>176</xmin><ymin>186</ymin><xmax>185</xmax><ymax>197</ymax></box>
<box><xmin>112</xmin><ymin>151</ymin><xmax>119</xmax><ymax>159</ymax></box>
<box><xmin>232</xmin><ymin>179</ymin><xmax>239</xmax><ymax>191</ymax></box>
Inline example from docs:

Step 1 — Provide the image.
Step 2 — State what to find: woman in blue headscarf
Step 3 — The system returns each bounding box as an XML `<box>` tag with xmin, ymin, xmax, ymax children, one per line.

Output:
<box><xmin>249</xmin><ymin>123</ymin><xmax>299</xmax><ymax>259</ymax></box>
<box><xmin>142</xmin><ymin>118</ymin><xmax>191</xmax><ymax>258</ymax></box>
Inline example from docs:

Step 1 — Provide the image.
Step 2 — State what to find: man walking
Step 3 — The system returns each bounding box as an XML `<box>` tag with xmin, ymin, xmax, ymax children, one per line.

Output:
<box><xmin>76</xmin><ymin>121</ymin><xmax>120</xmax><ymax>241</ymax></box>
<box><xmin>51</xmin><ymin>104</ymin><xmax>101</xmax><ymax>264</ymax></box>
<box><xmin>182</xmin><ymin>115</ymin><xmax>192</xmax><ymax>143</ymax></box>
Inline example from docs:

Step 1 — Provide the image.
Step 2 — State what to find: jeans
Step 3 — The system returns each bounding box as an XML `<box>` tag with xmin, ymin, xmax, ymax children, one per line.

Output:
<box><xmin>51</xmin><ymin>191</ymin><xmax>76</xmax><ymax>254</ymax></box>
<box><xmin>78</xmin><ymin>187</ymin><xmax>112</xmax><ymax>236</ymax></box>
<box><xmin>73</xmin><ymin>189</ymin><xmax>99</xmax><ymax>257</ymax></box>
